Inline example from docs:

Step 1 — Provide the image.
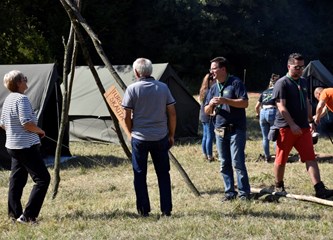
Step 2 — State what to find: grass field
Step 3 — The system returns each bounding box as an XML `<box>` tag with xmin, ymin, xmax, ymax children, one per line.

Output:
<box><xmin>0</xmin><ymin>94</ymin><xmax>333</xmax><ymax>239</ymax></box>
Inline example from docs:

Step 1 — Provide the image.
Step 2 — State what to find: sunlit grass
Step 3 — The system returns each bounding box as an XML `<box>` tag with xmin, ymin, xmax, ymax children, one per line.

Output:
<box><xmin>0</xmin><ymin>94</ymin><xmax>333</xmax><ymax>239</ymax></box>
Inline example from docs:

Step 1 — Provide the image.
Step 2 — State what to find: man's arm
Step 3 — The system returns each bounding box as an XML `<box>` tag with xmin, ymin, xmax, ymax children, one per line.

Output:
<box><xmin>314</xmin><ymin>100</ymin><xmax>327</xmax><ymax>124</ymax></box>
<box><xmin>276</xmin><ymin>99</ymin><xmax>302</xmax><ymax>135</ymax></box>
<box><xmin>123</xmin><ymin>108</ymin><xmax>132</xmax><ymax>139</ymax></box>
<box><xmin>255</xmin><ymin>101</ymin><xmax>261</xmax><ymax>117</ymax></box>
<box><xmin>167</xmin><ymin>104</ymin><xmax>176</xmax><ymax>148</ymax></box>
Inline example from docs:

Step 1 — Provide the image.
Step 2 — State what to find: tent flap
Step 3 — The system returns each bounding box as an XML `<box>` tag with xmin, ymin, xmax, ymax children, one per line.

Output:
<box><xmin>69</xmin><ymin>64</ymin><xmax>199</xmax><ymax>142</ymax></box>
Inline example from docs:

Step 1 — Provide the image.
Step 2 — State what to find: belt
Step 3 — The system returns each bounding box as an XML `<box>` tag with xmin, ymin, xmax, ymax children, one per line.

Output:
<box><xmin>217</xmin><ymin>124</ymin><xmax>235</xmax><ymax>132</ymax></box>
<box><xmin>262</xmin><ymin>105</ymin><xmax>276</xmax><ymax>109</ymax></box>
<box><xmin>214</xmin><ymin>124</ymin><xmax>235</xmax><ymax>137</ymax></box>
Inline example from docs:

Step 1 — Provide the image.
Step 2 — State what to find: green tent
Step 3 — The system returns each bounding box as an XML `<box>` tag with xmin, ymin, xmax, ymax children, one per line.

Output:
<box><xmin>302</xmin><ymin>60</ymin><xmax>333</xmax><ymax>133</ymax></box>
<box><xmin>69</xmin><ymin>63</ymin><xmax>199</xmax><ymax>142</ymax></box>
<box><xmin>0</xmin><ymin>64</ymin><xmax>71</xmax><ymax>169</ymax></box>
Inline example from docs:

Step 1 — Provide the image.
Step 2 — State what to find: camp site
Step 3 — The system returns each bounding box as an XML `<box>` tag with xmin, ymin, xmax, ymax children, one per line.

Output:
<box><xmin>1</xmin><ymin>1</ymin><xmax>333</xmax><ymax>239</ymax></box>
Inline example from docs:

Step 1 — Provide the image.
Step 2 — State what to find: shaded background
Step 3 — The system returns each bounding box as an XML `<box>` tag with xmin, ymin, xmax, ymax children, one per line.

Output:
<box><xmin>1</xmin><ymin>0</ymin><xmax>333</xmax><ymax>92</ymax></box>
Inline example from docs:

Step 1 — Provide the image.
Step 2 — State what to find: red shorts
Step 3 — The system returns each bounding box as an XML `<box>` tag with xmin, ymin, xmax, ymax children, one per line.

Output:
<box><xmin>275</xmin><ymin>127</ymin><xmax>315</xmax><ymax>165</ymax></box>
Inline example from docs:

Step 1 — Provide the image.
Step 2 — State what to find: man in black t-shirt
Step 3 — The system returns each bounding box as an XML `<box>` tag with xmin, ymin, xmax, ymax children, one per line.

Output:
<box><xmin>272</xmin><ymin>53</ymin><xmax>333</xmax><ymax>199</ymax></box>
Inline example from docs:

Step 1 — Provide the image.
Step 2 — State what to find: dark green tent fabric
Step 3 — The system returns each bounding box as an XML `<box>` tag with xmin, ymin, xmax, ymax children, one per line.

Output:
<box><xmin>302</xmin><ymin>60</ymin><xmax>333</xmax><ymax>133</ymax></box>
<box><xmin>0</xmin><ymin>64</ymin><xmax>70</xmax><ymax>169</ymax></box>
<box><xmin>302</xmin><ymin>60</ymin><xmax>333</xmax><ymax>101</ymax></box>
<box><xmin>69</xmin><ymin>63</ymin><xmax>199</xmax><ymax>142</ymax></box>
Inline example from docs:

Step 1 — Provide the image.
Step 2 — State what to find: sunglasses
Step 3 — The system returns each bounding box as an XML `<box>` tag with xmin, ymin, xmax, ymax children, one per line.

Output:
<box><xmin>292</xmin><ymin>65</ymin><xmax>305</xmax><ymax>70</ymax></box>
<box><xmin>22</xmin><ymin>76</ymin><xmax>28</xmax><ymax>83</ymax></box>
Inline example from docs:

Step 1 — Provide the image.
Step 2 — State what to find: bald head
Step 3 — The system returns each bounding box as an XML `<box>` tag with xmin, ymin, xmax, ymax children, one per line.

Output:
<box><xmin>314</xmin><ymin>87</ymin><xmax>324</xmax><ymax>100</ymax></box>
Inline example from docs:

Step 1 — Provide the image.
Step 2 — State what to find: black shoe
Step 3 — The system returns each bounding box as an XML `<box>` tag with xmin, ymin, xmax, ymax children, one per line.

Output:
<box><xmin>221</xmin><ymin>194</ymin><xmax>237</xmax><ymax>202</ymax></box>
<box><xmin>138</xmin><ymin>209</ymin><xmax>150</xmax><ymax>217</ymax></box>
<box><xmin>140</xmin><ymin>212</ymin><xmax>149</xmax><ymax>217</ymax></box>
<box><xmin>315</xmin><ymin>181</ymin><xmax>333</xmax><ymax>199</ymax></box>
<box><xmin>265</xmin><ymin>156</ymin><xmax>273</xmax><ymax>163</ymax></box>
<box><xmin>239</xmin><ymin>195</ymin><xmax>251</xmax><ymax>201</ymax></box>
<box><xmin>161</xmin><ymin>211</ymin><xmax>171</xmax><ymax>217</ymax></box>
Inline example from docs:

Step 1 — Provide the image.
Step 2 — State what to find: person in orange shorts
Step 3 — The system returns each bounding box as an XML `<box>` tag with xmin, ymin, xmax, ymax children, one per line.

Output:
<box><xmin>313</xmin><ymin>87</ymin><xmax>333</xmax><ymax>125</ymax></box>
<box><xmin>271</xmin><ymin>53</ymin><xmax>333</xmax><ymax>199</ymax></box>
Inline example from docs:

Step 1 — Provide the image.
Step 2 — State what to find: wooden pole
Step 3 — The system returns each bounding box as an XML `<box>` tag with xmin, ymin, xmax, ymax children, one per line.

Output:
<box><xmin>169</xmin><ymin>152</ymin><xmax>200</xmax><ymax>197</ymax></box>
<box><xmin>251</xmin><ymin>187</ymin><xmax>333</xmax><ymax>207</ymax></box>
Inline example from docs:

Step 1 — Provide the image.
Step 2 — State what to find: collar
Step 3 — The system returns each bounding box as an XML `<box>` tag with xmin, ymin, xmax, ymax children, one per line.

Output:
<box><xmin>139</xmin><ymin>76</ymin><xmax>154</xmax><ymax>81</ymax></box>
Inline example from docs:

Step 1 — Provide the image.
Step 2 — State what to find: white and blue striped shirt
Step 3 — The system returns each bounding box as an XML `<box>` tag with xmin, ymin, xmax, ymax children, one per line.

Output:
<box><xmin>0</xmin><ymin>93</ymin><xmax>40</xmax><ymax>149</ymax></box>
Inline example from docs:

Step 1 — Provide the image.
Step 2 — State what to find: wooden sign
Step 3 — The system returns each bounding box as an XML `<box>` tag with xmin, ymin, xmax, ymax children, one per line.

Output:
<box><xmin>104</xmin><ymin>85</ymin><xmax>131</xmax><ymax>138</ymax></box>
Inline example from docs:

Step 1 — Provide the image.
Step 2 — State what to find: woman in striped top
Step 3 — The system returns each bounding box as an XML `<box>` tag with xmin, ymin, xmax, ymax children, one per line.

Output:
<box><xmin>0</xmin><ymin>70</ymin><xmax>50</xmax><ymax>224</ymax></box>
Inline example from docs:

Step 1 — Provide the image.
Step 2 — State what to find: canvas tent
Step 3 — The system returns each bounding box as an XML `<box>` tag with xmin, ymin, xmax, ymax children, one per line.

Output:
<box><xmin>302</xmin><ymin>60</ymin><xmax>333</xmax><ymax>133</ymax></box>
<box><xmin>0</xmin><ymin>64</ymin><xmax>71</xmax><ymax>169</ymax></box>
<box><xmin>302</xmin><ymin>60</ymin><xmax>333</xmax><ymax>102</ymax></box>
<box><xmin>69</xmin><ymin>63</ymin><xmax>199</xmax><ymax>143</ymax></box>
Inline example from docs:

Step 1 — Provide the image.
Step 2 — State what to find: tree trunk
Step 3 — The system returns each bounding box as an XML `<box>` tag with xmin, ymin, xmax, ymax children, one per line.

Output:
<box><xmin>60</xmin><ymin>0</ymin><xmax>131</xmax><ymax>159</ymax></box>
<box><xmin>52</xmin><ymin>23</ymin><xmax>78</xmax><ymax>199</ymax></box>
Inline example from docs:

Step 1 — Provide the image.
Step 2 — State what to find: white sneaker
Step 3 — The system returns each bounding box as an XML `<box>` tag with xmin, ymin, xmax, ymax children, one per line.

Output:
<box><xmin>17</xmin><ymin>214</ymin><xmax>37</xmax><ymax>224</ymax></box>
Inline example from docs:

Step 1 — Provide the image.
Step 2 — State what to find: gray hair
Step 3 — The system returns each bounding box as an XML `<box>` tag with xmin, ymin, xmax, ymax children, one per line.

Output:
<box><xmin>3</xmin><ymin>70</ymin><xmax>24</xmax><ymax>92</ymax></box>
<box><xmin>133</xmin><ymin>58</ymin><xmax>153</xmax><ymax>77</ymax></box>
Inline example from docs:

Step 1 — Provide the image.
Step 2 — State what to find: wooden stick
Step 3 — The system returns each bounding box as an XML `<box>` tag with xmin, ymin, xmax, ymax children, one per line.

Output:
<box><xmin>251</xmin><ymin>187</ymin><xmax>333</xmax><ymax>207</ymax></box>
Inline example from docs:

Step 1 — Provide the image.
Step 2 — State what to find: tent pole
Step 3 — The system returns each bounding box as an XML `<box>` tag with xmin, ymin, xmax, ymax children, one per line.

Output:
<box><xmin>169</xmin><ymin>151</ymin><xmax>200</xmax><ymax>197</ymax></box>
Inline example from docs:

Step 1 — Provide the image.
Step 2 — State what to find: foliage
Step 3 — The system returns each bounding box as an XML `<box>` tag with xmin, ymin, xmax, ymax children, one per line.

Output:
<box><xmin>0</xmin><ymin>0</ymin><xmax>54</xmax><ymax>63</ymax></box>
<box><xmin>1</xmin><ymin>0</ymin><xmax>333</xmax><ymax>92</ymax></box>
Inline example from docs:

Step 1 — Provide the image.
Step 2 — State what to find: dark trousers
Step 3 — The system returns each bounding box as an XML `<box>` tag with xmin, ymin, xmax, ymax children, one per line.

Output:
<box><xmin>131</xmin><ymin>135</ymin><xmax>172</xmax><ymax>214</ymax></box>
<box><xmin>7</xmin><ymin>145</ymin><xmax>50</xmax><ymax>219</ymax></box>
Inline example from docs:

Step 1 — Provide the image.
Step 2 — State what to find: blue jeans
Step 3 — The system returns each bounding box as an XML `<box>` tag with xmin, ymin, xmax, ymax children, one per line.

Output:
<box><xmin>216</xmin><ymin>129</ymin><xmax>250</xmax><ymax>197</ymax></box>
<box><xmin>259</xmin><ymin>108</ymin><xmax>276</xmax><ymax>158</ymax></box>
<box><xmin>201</xmin><ymin>121</ymin><xmax>215</xmax><ymax>157</ymax></box>
<box><xmin>131</xmin><ymin>135</ymin><xmax>172</xmax><ymax>214</ymax></box>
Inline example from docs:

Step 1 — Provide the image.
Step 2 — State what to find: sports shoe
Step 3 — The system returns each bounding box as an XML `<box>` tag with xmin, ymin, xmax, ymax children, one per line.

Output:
<box><xmin>315</xmin><ymin>181</ymin><xmax>333</xmax><ymax>199</ymax></box>
<box><xmin>221</xmin><ymin>194</ymin><xmax>237</xmax><ymax>202</ymax></box>
<box><xmin>274</xmin><ymin>181</ymin><xmax>287</xmax><ymax>195</ymax></box>
<box><xmin>16</xmin><ymin>214</ymin><xmax>37</xmax><ymax>225</ymax></box>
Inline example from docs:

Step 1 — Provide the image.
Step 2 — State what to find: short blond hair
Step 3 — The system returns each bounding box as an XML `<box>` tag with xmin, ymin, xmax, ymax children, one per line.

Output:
<box><xmin>3</xmin><ymin>70</ymin><xmax>24</xmax><ymax>92</ymax></box>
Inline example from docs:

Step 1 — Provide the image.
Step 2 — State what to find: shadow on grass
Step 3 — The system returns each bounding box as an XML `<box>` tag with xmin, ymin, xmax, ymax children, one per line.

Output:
<box><xmin>58</xmin><ymin>155</ymin><xmax>130</xmax><ymax>170</ymax></box>
<box><xmin>60</xmin><ymin>207</ymin><xmax>321</xmax><ymax>222</ymax></box>
<box><xmin>199</xmin><ymin>188</ymin><xmax>224</xmax><ymax>195</ymax></box>
<box><xmin>59</xmin><ymin>209</ymin><xmax>177</xmax><ymax>220</ymax></box>
<box><xmin>222</xmin><ymin>209</ymin><xmax>321</xmax><ymax>221</ymax></box>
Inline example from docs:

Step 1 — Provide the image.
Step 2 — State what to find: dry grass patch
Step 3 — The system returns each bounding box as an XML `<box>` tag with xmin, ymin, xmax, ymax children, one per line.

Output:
<box><xmin>0</xmin><ymin>94</ymin><xmax>333</xmax><ymax>239</ymax></box>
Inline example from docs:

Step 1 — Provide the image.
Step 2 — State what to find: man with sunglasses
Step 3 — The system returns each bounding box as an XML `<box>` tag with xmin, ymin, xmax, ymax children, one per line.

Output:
<box><xmin>271</xmin><ymin>53</ymin><xmax>333</xmax><ymax>199</ymax></box>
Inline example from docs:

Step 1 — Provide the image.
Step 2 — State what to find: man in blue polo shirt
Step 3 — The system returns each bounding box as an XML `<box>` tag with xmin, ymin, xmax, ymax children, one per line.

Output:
<box><xmin>204</xmin><ymin>56</ymin><xmax>250</xmax><ymax>201</ymax></box>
